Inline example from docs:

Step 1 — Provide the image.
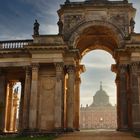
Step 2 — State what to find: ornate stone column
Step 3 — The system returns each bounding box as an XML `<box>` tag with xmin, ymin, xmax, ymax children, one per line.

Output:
<box><xmin>130</xmin><ymin>62</ymin><xmax>140</xmax><ymax>133</ymax></box>
<box><xmin>118</xmin><ymin>64</ymin><xmax>129</xmax><ymax>130</ymax></box>
<box><xmin>74</xmin><ymin>67</ymin><xmax>81</xmax><ymax>130</ymax></box>
<box><xmin>29</xmin><ymin>63</ymin><xmax>39</xmax><ymax>130</ymax></box>
<box><xmin>115</xmin><ymin>74</ymin><xmax>121</xmax><ymax>130</ymax></box>
<box><xmin>18</xmin><ymin>80</ymin><xmax>25</xmax><ymax>131</ymax></box>
<box><xmin>66</xmin><ymin>65</ymin><xmax>75</xmax><ymax>131</ymax></box>
<box><xmin>0</xmin><ymin>70</ymin><xmax>6</xmax><ymax>132</ymax></box>
<box><xmin>12</xmin><ymin>92</ymin><xmax>19</xmax><ymax>131</ymax></box>
<box><xmin>22</xmin><ymin>67</ymin><xmax>31</xmax><ymax>130</ymax></box>
<box><xmin>54</xmin><ymin>63</ymin><xmax>64</xmax><ymax>130</ymax></box>
<box><xmin>6</xmin><ymin>81</ymin><xmax>15</xmax><ymax>131</ymax></box>
<box><xmin>126</xmin><ymin>68</ymin><xmax>132</xmax><ymax>130</ymax></box>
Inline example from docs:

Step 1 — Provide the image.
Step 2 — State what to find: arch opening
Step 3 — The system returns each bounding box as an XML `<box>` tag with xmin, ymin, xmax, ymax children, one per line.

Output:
<box><xmin>80</xmin><ymin>50</ymin><xmax>117</xmax><ymax>130</ymax></box>
<box><xmin>4</xmin><ymin>82</ymin><xmax>21</xmax><ymax>133</ymax></box>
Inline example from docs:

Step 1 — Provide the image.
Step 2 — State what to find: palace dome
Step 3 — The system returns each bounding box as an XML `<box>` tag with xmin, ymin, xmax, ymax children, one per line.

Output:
<box><xmin>90</xmin><ymin>82</ymin><xmax>112</xmax><ymax>107</ymax></box>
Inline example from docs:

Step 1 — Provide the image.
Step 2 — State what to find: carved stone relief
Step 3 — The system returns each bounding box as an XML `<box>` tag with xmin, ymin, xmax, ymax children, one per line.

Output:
<box><xmin>64</xmin><ymin>14</ymin><xmax>85</xmax><ymax>31</ymax></box>
<box><xmin>42</xmin><ymin>77</ymin><xmax>55</xmax><ymax>90</ymax></box>
<box><xmin>109</xmin><ymin>12</ymin><xmax>128</xmax><ymax>35</ymax></box>
<box><xmin>86</xmin><ymin>11</ymin><xmax>107</xmax><ymax>21</ymax></box>
<box><xmin>39</xmin><ymin>76</ymin><xmax>55</xmax><ymax>130</ymax></box>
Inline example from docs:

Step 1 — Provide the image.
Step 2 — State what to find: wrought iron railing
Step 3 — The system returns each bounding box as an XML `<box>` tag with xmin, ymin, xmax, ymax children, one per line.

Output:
<box><xmin>0</xmin><ymin>39</ymin><xmax>33</xmax><ymax>49</ymax></box>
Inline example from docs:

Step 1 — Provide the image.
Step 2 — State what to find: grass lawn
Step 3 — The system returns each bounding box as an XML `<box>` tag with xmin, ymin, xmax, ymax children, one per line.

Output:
<box><xmin>0</xmin><ymin>136</ymin><xmax>56</xmax><ymax>140</ymax></box>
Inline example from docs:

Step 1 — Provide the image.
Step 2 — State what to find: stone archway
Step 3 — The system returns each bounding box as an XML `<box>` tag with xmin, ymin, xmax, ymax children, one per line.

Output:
<box><xmin>57</xmin><ymin>1</ymin><xmax>137</xmax><ymax>132</ymax></box>
<box><xmin>68</xmin><ymin>23</ymin><xmax>129</xmax><ymax>131</ymax></box>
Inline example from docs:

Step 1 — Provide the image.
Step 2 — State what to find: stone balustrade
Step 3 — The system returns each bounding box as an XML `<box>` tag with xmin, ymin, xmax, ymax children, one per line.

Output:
<box><xmin>0</xmin><ymin>39</ymin><xmax>33</xmax><ymax>49</ymax></box>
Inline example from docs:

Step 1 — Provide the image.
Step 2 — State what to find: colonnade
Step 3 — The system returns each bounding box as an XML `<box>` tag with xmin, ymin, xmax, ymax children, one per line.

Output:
<box><xmin>0</xmin><ymin>61</ymin><xmax>140</xmax><ymax>133</ymax></box>
<box><xmin>20</xmin><ymin>63</ymin><xmax>82</xmax><ymax>131</ymax></box>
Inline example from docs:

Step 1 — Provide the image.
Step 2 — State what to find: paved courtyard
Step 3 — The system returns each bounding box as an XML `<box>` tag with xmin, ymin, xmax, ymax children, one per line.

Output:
<box><xmin>55</xmin><ymin>130</ymin><xmax>140</xmax><ymax>140</ymax></box>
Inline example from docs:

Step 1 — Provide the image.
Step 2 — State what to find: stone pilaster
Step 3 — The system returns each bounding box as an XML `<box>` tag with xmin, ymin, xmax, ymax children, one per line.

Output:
<box><xmin>74</xmin><ymin>67</ymin><xmax>81</xmax><ymax>130</ymax></box>
<box><xmin>115</xmin><ymin>75</ymin><xmax>121</xmax><ymax>130</ymax></box>
<box><xmin>0</xmin><ymin>70</ymin><xmax>6</xmax><ymax>132</ymax></box>
<box><xmin>22</xmin><ymin>67</ymin><xmax>31</xmax><ymax>130</ymax></box>
<box><xmin>29</xmin><ymin>63</ymin><xmax>39</xmax><ymax>130</ymax></box>
<box><xmin>66</xmin><ymin>65</ymin><xmax>75</xmax><ymax>131</ymax></box>
<box><xmin>118</xmin><ymin>64</ymin><xmax>129</xmax><ymax>130</ymax></box>
<box><xmin>54</xmin><ymin>63</ymin><xmax>64</xmax><ymax>130</ymax></box>
<box><xmin>18</xmin><ymin>80</ymin><xmax>25</xmax><ymax>131</ymax></box>
<box><xmin>130</xmin><ymin>62</ymin><xmax>140</xmax><ymax>133</ymax></box>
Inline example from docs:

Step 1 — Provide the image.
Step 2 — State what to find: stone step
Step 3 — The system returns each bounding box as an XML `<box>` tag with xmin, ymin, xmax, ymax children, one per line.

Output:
<box><xmin>55</xmin><ymin>130</ymin><xmax>140</xmax><ymax>140</ymax></box>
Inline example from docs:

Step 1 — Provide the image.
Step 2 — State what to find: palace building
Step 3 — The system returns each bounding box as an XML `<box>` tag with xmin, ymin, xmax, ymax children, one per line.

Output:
<box><xmin>80</xmin><ymin>83</ymin><xmax>117</xmax><ymax>129</ymax></box>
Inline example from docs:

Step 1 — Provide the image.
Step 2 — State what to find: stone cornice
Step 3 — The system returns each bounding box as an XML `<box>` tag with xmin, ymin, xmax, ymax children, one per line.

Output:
<box><xmin>0</xmin><ymin>45</ymin><xmax>67</xmax><ymax>55</ymax></box>
<box><xmin>25</xmin><ymin>45</ymin><xmax>67</xmax><ymax>50</ymax></box>
<box><xmin>60</xmin><ymin>1</ymin><xmax>132</xmax><ymax>8</ymax></box>
<box><xmin>125</xmin><ymin>45</ymin><xmax>140</xmax><ymax>49</ymax></box>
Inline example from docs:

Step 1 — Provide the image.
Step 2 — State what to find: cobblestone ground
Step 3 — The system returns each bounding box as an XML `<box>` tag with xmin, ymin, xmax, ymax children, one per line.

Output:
<box><xmin>55</xmin><ymin>130</ymin><xmax>140</xmax><ymax>140</ymax></box>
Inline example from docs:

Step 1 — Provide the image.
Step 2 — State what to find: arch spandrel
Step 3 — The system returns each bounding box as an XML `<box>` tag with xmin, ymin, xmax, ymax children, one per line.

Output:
<box><xmin>68</xmin><ymin>20</ymin><xmax>125</xmax><ymax>56</ymax></box>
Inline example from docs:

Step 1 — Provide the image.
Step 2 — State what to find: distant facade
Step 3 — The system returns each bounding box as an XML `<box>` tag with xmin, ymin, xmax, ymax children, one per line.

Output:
<box><xmin>80</xmin><ymin>83</ymin><xmax>117</xmax><ymax>129</ymax></box>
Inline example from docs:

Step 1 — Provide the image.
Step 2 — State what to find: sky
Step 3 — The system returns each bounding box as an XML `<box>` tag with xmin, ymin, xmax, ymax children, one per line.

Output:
<box><xmin>0</xmin><ymin>0</ymin><xmax>140</xmax><ymax>106</ymax></box>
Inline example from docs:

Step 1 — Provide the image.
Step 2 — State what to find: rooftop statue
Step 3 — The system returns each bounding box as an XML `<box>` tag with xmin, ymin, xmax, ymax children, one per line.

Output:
<box><xmin>65</xmin><ymin>0</ymin><xmax>70</xmax><ymax>4</ymax></box>
<box><xmin>57</xmin><ymin>18</ymin><xmax>63</xmax><ymax>35</ymax></box>
<box><xmin>85</xmin><ymin>0</ymin><xmax>128</xmax><ymax>4</ymax></box>
<box><xmin>85</xmin><ymin>0</ymin><xmax>108</xmax><ymax>3</ymax></box>
<box><xmin>123</xmin><ymin>0</ymin><xmax>128</xmax><ymax>3</ymax></box>
<box><xmin>33</xmin><ymin>19</ymin><xmax>40</xmax><ymax>36</ymax></box>
<box><xmin>130</xmin><ymin>18</ymin><xmax>135</xmax><ymax>33</ymax></box>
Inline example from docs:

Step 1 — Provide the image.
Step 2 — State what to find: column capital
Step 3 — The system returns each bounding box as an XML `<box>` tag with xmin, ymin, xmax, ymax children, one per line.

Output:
<box><xmin>55</xmin><ymin>62</ymin><xmax>64</xmax><ymax>72</ymax></box>
<box><xmin>119</xmin><ymin>64</ymin><xmax>128</xmax><ymax>74</ymax></box>
<box><xmin>8</xmin><ymin>81</ymin><xmax>16</xmax><ymax>87</ymax></box>
<box><xmin>0</xmin><ymin>69</ymin><xmax>6</xmax><ymax>76</ymax></box>
<box><xmin>66</xmin><ymin>65</ymin><xmax>75</xmax><ymax>74</ymax></box>
<box><xmin>23</xmin><ymin>66</ymin><xmax>31</xmax><ymax>74</ymax></box>
<box><xmin>0</xmin><ymin>69</ymin><xmax>2</xmax><ymax>76</ymax></box>
<box><xmin>31</xmin><ymin>63</ymin><xmax>39</xmax><ymax>71</ymax></box>
<box><xmin>130</xmin><ymin>61</ymin><xmax>140</xmax><ymax>73</ymax></box>
<box><xmin>115</xmin><ymin>75</ymin><xmax>120</xmax><ymax>84</ymax></box>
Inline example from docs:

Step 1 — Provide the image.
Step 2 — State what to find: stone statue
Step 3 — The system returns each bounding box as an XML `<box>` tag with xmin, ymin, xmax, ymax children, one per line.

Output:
<box><xmin>123</xmin><ymin>0</ymin><xmax>128</xmax><ymax>3</ymax></box>
<box><xmin>65</xmin><ymin>0</ymin><xmax>70</xmax><ymax>4</ymax></box>
<box><xmin>57</xmin><ymin>18</ymin><xmax>63</xmax><ymax>35</ymax></box>
<box><xmin>33</xmin><ymin>19</ymin><xmax>40</xmax><ymax>35</ymax></box>
<box><xmin>130</xmin><ymin>18</ymin><xmax>135</xmax><ymax>33</ymax></box>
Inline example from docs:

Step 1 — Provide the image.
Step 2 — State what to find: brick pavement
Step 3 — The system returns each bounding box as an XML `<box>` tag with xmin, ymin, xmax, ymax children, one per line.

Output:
<box><xmin>55</xmin><ymin>130</ymin><xmax>140</xmax><ymax>140</ymax></box>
